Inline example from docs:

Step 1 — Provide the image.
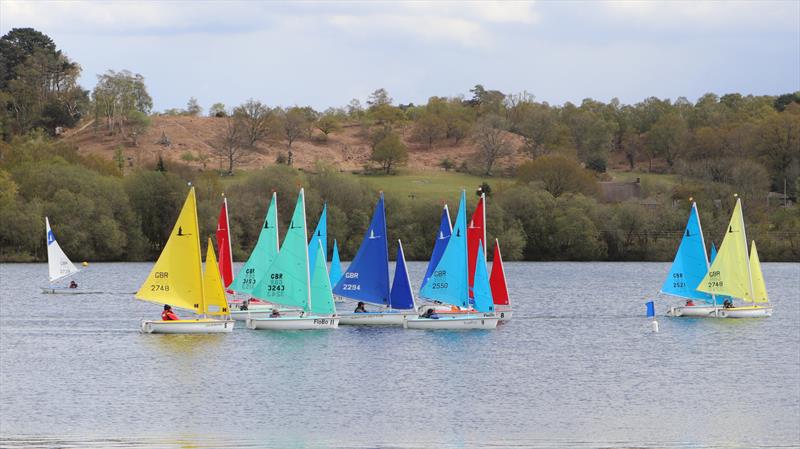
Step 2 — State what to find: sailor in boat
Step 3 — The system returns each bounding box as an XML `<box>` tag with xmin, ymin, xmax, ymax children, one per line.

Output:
<box><xmin>354</xmin><ymin>302</ymin><xmax>367</xmax><ymax>313</ymax></box>
<box><xmin>161</xmin><ymin>304</ymin><xmax>179</xmax><ymax>321</ymax></box>
<box><xmin>420</xmin><ymin>308</ymin><xmax>439</xmax><ymax>319</ymax></box>
<box><xmin>723</xmin><ymin>299</ymin><xmax>734</xmax><ymax>309</ymax></box>
<box><xmin>69</xmin><ymin>280</ymin><xmax>78</xmax><ymax>289</ymax></box>
<box><xmin>239</xmin><ymin>299</ymin><xmax>249</xmax><ymax>311</ymax></box>
<box><xmin>685</xmin><ymin>299</ymin><xmax>695</xmax><ymax>307</ymax></box>
<box><xmin>270</xmin><ymin>309</ymin><xmax>281</xmax><ymax>318</ymax></box>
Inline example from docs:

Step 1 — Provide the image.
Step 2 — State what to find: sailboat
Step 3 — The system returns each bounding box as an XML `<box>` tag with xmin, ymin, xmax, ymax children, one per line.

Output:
<box><xmin>695</xmin><ymin>196</ymin><xmax>772</xmax><ymax>318</ymax></box>
<box><xmin>246</xmin><ymin>189</ymin><xmax>339</xmax><ymax>330</ymax></box>
<box><xmin>137</xmin><ymin>187</ymin><xmax>234</xmax><ymax>334</ymax></box>
<box><xmin>335</xmin><ymin>193</ymin><xmax>417</xmax><ymax>325</ymax></box>
<box><xmin>662</xmin><ymin>202</ymin><xmax>721</xmax><ymax>318</ymax></box>
<box><xmin>41</xmin><ymin>217</ymin><xmax>91</xmax><ymax>294</ymax></box>
<box><xmin>490</xmin><ymin>239</ymin><xmax>512</xmax><ymax>321</ymax></box>
<box><xmin>406</xmin><ymin>191</ymin><xmax>498</xmax><ymax>329</ymax></box>
<box><xmin>216</xmin><ymin>195</ymin><xmax>235</xmax><ymax>291</ymax></box>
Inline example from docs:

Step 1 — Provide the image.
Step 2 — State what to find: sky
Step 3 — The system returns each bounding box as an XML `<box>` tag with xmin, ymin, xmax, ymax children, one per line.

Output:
<box><xmin>1</xmin><ymin>1</ymin><xmax>798</xmax><ymax>112</ymax></box>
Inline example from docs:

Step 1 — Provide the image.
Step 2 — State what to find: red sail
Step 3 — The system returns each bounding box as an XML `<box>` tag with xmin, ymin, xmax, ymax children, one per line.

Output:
<box><xmin>467</xmin><ymin>194</ymin><xmax>486</xmax><ymax>298</ymax></box>
<box><xmin>216</xmin><ymin>198</ymin><xmax>234</xmax><ymax>288</ymax></box>
<box><xmin>490</xmin><ymin>239</ymin><xmax>509</xmax><ymax>305</ymax></box>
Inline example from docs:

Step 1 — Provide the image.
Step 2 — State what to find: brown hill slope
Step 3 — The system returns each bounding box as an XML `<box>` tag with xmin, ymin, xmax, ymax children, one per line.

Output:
<box><xmin>66</xmin><ymin>116</ymin><xmax>526</xmax><ymax>173</ymax></box>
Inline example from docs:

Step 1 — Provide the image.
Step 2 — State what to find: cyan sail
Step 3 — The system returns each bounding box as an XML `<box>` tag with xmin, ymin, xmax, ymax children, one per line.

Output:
<box><xmin>330</xmin><ymin>239</ymin><xmax>343</xmax><ymax>286</ymax></box>
<box><xmin>308</xmin><ymin>204</ymin><xmax>327</xmax><ymax>278</ymax></box>
<box><xmin>419</xmin><ymin>191</ymin><xmax>468</xmax><ymax>309</ymax></box>
<box><xmin>472</xmin><ymin>242</ymin><xmax>495</xmax><ymax>313</ymax></box>
<box><xmin>310</xmin><ymin>241</ymin><xmax>336</xmax><ymax>315</ymax></box>
<box><xmin>251</xmin><ymin>190</ymin><xmax>310</xmax><ymax>311</ymax></box>
<box><xmin>710</xmin><ymin>242</ymin><xmax>719</xmax><ymax>263</ymax></box>
<box><xmin>660</xmin><ymin>202</ymin><xmax>714</xmax><ymax>302</ymax></box>
<box><xmin>230</xmin><ymin>192</ymin><xmax>279</xmax><ymax>294</ymax></box>
<box><xmin>420</xmin><ymin>205</ymin><xmax>452</xmax><ymax>291</ymax></box>
<box><xmin>332</xmin><ymin>193</ymin><xmax>390</xmax><ymax>306</ymax></box>
<box><xmin>389</xmin><ymin>240</ymin><xmax>415</xmax><ymax>310</ymax></box>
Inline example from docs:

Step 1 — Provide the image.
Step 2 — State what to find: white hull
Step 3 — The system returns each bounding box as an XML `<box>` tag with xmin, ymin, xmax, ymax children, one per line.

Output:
<box><xmin>667</xmin><ymin>305</ymin><xmax>772</xmax><ymax>319</ymax></box>
<box><xmin>405</xmin><ymin>315</ymin><xmax>499</xmax><ymax>330</ymax></box>
<box><xmin>338</xmin><ymin>312</ymin><xmax>414</xmax><ymax>326</ymax></box>
<box><xmin>140</xmin><ymin>319</ymin><xmax>235</xmax><ymax>334</ymax></box>
<box><xmin>41</xmin><ymin>287</ymin><xmax>99</xmax><ymax>295</ymax></box>
<box><xmin>494</xmin><ymin>305</ymin><xmax>512</xmax><ymax>322</ymax></box>
<box><xmin>229</xmin><ymin>308</ymin><xmax>304</xmax><ymax>321</ymax></box>
<box><xmin>246</xmin><ymin>316</ymin><xmax>339</xmax><ymax>330</ymax></box>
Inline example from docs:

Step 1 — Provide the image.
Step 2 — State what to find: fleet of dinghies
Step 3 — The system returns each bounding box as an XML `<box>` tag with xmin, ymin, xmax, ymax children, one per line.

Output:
<box><xmin>661</xmin><ymin>196</ymin><xmax>772</xmax><ymax>319</ymax></box>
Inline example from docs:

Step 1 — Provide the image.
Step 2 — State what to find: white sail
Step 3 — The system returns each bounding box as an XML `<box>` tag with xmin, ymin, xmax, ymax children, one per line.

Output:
<box><xmin>46</xmin><ymin>217</ymin><xmax>79</xmax><ymax>283</ymax></box>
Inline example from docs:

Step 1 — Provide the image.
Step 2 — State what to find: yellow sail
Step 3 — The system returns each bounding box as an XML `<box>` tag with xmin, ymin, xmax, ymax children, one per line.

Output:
<box><xmin>202</xmin><ymin>237</ymin><xmax>230</xmax><ymax>315</ymax></box>
<box><xmin>696</xmin><ymin>198</ymin><xmax>752</xmax><ymax>301</ymax></box>
<box><xmin>749</xmin><ymin>241</ymin><xmax>769</xmax><ymax>303</ymax></box>
<box><xmin>135</xmin><ymin>187</ymin><xmax>204</xmax><ymax>313</ymax></box>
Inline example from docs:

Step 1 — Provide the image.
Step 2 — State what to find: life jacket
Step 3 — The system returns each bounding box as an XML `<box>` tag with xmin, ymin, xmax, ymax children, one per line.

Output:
<box><xmin>162</xmin><ymin>310</ymin><xmax>178</xmax><ymax>321</ymax></box>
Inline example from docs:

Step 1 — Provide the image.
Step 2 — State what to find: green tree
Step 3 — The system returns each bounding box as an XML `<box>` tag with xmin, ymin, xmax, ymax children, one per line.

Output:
<box><xmin>516</xmin><ymin>155</ymin><xmax>599</xmax><ymax>198</ymax></box>
<box><xmin>92</xmin><ymin>70</ymin><xmax>152</xmax><ymax>137</ymax></box>
<box><xmin>186</xmin><ymin>97</ymin><xmax>202</xmax><ymax>116</ymax></box>
<box><xmin>371</xmin><ymin>132</ymin><xmax>408</xmax><ymax>174</ymax></box>
<box><xmin>209</xmin><ymin>102</ymin><xmax>227</xmax><ymax>117</ymax></box>
<box><xmin>412</xmin><ymin>112</ymin><xmax>447</xmax><ymax>147</ymax></box>
<box><xmin>473</xmin><ymin>114</ymin><xmax>513</xmax><ymax>175</ymax></box>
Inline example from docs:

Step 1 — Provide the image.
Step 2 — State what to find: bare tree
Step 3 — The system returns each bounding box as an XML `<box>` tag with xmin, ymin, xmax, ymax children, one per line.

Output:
<box><xmin>280</xmin><ymin>107</ymin><xmax>313</xmax><ymax>165</ymax></box>
<box><xmin>215</xmin><ymin>118</ymin><xmax>246</xmax><ymax>174</ymax></box>
<box><xmin>233</xmin><ymin>99</ymin><xmax>273</xmax><ymax>148</ymax></box>
<box><xmin>473</xmin><ymin>114</ymin><xmax>513</xmax><ymax>175</ymax></box>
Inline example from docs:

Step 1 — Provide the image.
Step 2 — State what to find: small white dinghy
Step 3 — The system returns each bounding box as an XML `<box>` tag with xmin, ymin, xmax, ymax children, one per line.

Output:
<box><xmin>245</xmin><ymin>189</ymin><xmax>339</xmax><ymax>331</ymax></box>
<box><xmin>41</xmin><ymin>217</ymin><xmax>96</xmax><ymax>294</ymax></box>
<box><xmin>405</xmin><ymin>314</ymin><xmax>498</xmax><ymax>330</ymax></box>
<box><xmin>230</xmin><ymin>306</ymin><xmax>303</xmax><ymax>321</ymax></box>
<box><xmin>136</xmin><ymin>188</ymin><xmax>233</xmax><ymax>334</ymax></box>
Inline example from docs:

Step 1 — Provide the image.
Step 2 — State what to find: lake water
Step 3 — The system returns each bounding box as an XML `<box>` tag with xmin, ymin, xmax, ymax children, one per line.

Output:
<box><xmin>1</xmin><ymin>262</ymin><xmax>798</xmax><ymax>449</ymax></box>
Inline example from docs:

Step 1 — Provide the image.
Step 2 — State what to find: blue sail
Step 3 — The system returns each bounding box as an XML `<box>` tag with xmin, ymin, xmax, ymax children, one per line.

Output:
<box><xmin>329</xmin><ymin>239</ymin><xmax>343</xmax><ymax>286</ymax></box>
<box><xmin>420</xmin><ymin>205</ymin><xmax>452</xmax><ymax>291</ymax></box>
<box><xmin>308</xmin><ymin>203</ymin><xmax>327</xmax><ymax>278</ymax></box>
<box><xmin>710</xmin><ymin>242</ymin><xmax>718</xmax><ymax>263</ymax></box>
<box><xmin>419</xmin><ymin>191</ymin><xmax>468</xmax><ymax>308</ymax></box>
<box><xmin>389</xmin><ymin>240</ymin><xmax>415</xmax><ymax>310</ymax></box>
<box><xmin>472</xmin><ymin>242</ymin><xmax>494</xmax><ymax>313</ymax></box>
<box><xmin>660</xmin><ymin>203</ymin><xmax>715</xmax><ymax>302</ymax></box>
<box><xmin>332</xmin><ymin>193</ymin><xmax>390</xmax><ymax>306</ymax></box>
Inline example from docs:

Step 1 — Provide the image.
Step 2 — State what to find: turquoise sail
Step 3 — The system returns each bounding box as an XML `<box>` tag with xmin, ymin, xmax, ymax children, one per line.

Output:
<box><xmin>660</xmin><ymin>202</ymin><xmax>714</xmax><ymax>302</ymax></box>
<box><xmin>251</xmin><ymin>190</ymin><xmax>310</xmax><ymax>311</ymax></box>
<box><xmin>420</xmin><ymin>205</ymin><xmax>452</xmax><ymax>290</ymax></box>
<box><xmin>230</xmin><ymin>192</ymin><xmax>279</xmax><ymax>294</ymax></box>
<box><xmin>330</xmin><ymin>239</ymin><xmax>343</xmax><ymax>286</ymax></box>
<box><xmin>332</xmin><ymin>193</ymin><xmax>391</xmax><ymax>306</ymax></box>
<box><xmin>472</xmin><ymin>242</ymin><xmax>495</xmax><ymax>313</ymax></box>
<box><xmin>310</xmin><ymin>241</ymin><xmax>336</xmax><ymax>315</ymax></box>
<box><xmin>419</xmin><ymin>191</ymin><xmax>468</xmax><ymax>309</ymax></box>
<box><xmin>308</xmin><ymin>204</ymin><xmax>327</xmax><ymax>278</ymax></box>
<box><xmin>389</xmin><ymin>240</ymin><xmax>415</xmax><ymax>310</ymax></box>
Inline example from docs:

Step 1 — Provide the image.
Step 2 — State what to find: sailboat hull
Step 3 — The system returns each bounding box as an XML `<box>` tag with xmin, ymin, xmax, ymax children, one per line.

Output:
<box><xmin>230</xmin><ymin>308</ymin><xmax>304</xmax><ymax>321</ymax></box>
<box><xmin>140</xmin><ymin>319</ymin><xmax>235</xmax><ymax>334</ymax></box>
<box><xmin>667</xmin><ymin>305</ymin><xmax>773</xmax><ymax>318</ymax></box>
<box><xmin>338</xmin><ymin>312</ymin><xmax>415</xmax><ymax>326</ymax></box>
<box><xmin>494</xmin><ymin>305</ymin><xmax>512</xmax><ymax>322</ymax></box>
<box><xmin>41</xmin><ymin>287</ymin><xmax>99</xmax><ymax>295</ymax></box>
<box><xmin>405</xmin><ymin>315</ymin><xmax>499</xmax><ymax>330</ymax></box>
<box><xmin>246</xmin><ymin>316</ymin><xmax>339</xmax><ymax>330</ymax></box>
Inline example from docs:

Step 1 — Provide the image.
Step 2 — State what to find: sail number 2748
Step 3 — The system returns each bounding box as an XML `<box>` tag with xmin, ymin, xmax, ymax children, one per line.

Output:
<box><xmin>151</xmin><ymin>272</ymin><xmax>170</xmax><ymax>292</ymax></box>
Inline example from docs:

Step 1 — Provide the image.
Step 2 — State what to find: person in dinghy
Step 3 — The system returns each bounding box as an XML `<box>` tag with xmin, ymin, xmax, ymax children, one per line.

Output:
<box><xmin>162</xmin><ymin>304</ymin><xmax>179</xmax><ymax>321</ymax></box>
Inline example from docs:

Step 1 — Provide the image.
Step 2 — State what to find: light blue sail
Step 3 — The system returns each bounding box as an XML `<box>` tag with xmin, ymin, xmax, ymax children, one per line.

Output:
<box><xmin>710</xmin><ymin>242</ymin><xmax>719</xmax><ymax>263</ymax></box>
<box><xmin>660</xmin><ymin>202</ymin><xmax>714</xmax><ymax>302</ymax></box>
<box><xmin>230</xmin><ymin>192</ymin><xmax>279</xmax><ymax>294</ymax></box>
<box><xmin>330</xmin><ymin>239</ymin><xmax>343</xmax><ymax>286</ymax></box>
<box><xmin>308</xmin><ymin>204</ymin><xmax>327</xmax><ymax>278</ymax></box>
<box><xmin>332</xmin><ymin>193</ymin><xmax>391</xmax><ymax>307</ymax></box>
<box><xmin>419</xmin><ymin>191</ymin><xmax>468</xmax><ymax>309</ymax></box>
<box><xmin>420</xmin><ymin>205</ymin><xmax>452</xmax><ymax>291</ymax></box>
<box><xmin>389</xmin><ymin>240</ymin><xmax>415</xmax><ymax>310</ymax></box>
<box><xmin>472</xmin><ymin>242</ymin><xmax>495</xmax><ymax>313</ymax></box>
<box><xmin>310</xmin><ymin>241</ymin><xmax>336</xmax><ymax>316</ymax></box>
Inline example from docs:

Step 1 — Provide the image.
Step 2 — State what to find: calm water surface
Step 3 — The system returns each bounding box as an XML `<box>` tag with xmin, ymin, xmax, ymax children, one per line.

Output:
<box><xmin>1</xmin><ymin>262</ymin><xmax>798</xmax><ymax>449</ymax></box>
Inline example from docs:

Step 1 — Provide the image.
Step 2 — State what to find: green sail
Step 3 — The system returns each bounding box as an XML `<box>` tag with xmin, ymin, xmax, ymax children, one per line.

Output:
<box><xmin>310</xmin><ymin>241</ymin><xmax>336</xmax><ymax>316</ymax></box>
<box><xmin>251</xmin><ymin>190</ymin><xmax>310</xmax><ymax>311</ymax></box>
<box><xmin>230</xmin><ymin>192</ymin><xmax>279</xmax><ymax>294</ymax></box>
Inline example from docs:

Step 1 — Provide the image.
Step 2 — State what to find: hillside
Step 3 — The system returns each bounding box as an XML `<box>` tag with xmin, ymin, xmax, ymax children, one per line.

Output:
<box><xmin>66</xmin><ymin>116</ymin><xmax>527</xmax><ymax>173</ymax></box>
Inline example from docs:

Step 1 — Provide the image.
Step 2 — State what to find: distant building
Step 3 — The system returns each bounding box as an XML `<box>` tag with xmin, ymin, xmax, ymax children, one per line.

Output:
<box><xmin>599</xmin><ymin>178</ymin><xmax>642</xmax><ymax>203</ymax></box>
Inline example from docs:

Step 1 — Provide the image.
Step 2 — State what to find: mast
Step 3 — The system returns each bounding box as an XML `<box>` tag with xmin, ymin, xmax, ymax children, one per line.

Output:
<box><xmin>300</xmin><ymin>188</ymin><xmax>311</xmax><ymax>313</ymax></box>
<box><xmin>738</xmin><ymin>197</ymin><xmax>756</xmax><ymax>304</ymax></box>
<box><xmin>481</xmin><ymin>192</ymin><xmax>487</xmax><ymax>260</ymax></box>
<box><xmin>223</xmin><ymin>195</ymin><xmax>234</xmax><ymax>276</ymax></box>
<box><xmin>462</xmin><ymin>190</ymin><xmax>469</xmax><ymax>310</ymax></box>
<box><xmin>692</xmin><ymin>200</ymin><xmax>717</xmax><ymax>307</ymax></box>
<box><xmin>191</xmin><ymin>187</ymin><xmax>206</xmax><ymax>316</ymax></box>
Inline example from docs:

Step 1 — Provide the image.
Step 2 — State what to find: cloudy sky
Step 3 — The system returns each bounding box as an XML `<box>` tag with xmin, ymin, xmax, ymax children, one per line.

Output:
<box><xmin>1</xmin><ymin>1</ymin><xmax>798</xmax><ymax>112</ymax></box>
